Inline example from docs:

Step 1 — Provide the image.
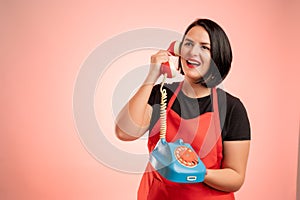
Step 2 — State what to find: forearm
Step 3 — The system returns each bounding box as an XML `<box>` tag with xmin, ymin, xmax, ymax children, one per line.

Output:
<box><xmin>204</xmin><ymin>168</ymin><xmax>245</xmax><ymax>192</ymax></box>
<box><xmin>115</xmin><ymin>50</ymin><xmax>171</xmax><ymax>141</ymax></box>
<box><xmin>115</xmin><ymin>73</ymin><xmax>158</xmax><ymax>140</ymax></box>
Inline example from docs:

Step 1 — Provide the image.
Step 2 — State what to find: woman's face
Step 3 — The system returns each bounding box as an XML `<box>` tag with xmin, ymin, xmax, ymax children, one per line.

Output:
<box><xmin>180</xmin><ymin>26</ymin><xmax>211</xmax><ymax>82</ymax></box>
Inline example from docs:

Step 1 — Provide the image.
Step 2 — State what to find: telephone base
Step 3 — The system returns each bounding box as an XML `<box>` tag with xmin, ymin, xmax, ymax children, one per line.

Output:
<box><xmin>149</xmin><ymin>138</ymin><xmax>206</xmax><ymax>183</ymax></box>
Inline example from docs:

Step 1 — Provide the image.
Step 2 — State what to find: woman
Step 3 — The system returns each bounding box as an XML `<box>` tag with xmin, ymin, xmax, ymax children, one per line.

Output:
<box><xmin>115</xmin><ymin>18</ymin><xmax>251</xmax><ymax>200</ymax></box>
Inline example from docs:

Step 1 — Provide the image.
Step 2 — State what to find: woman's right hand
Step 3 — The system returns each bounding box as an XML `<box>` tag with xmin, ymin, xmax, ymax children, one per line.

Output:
<box><xmin>146</xmin><ymin>50</ymin><xmax>171</xmax><ymax>83</ymax></box>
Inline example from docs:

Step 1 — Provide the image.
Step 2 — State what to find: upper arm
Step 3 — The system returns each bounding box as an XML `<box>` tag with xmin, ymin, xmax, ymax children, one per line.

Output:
<box><xmin>222</xmin><ymin>97</ymin><xmax>251</xmax><ymax>141</ymax></box>
<box><xmin>222</xmin><ymin>140</ymin><xmax>250</xmax><ymax>181</ymax></box>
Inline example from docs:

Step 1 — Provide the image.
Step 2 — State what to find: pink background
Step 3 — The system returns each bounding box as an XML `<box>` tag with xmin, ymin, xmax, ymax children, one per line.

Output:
<box><xmin>1</xmin><ymin>0</ymin><xmax>299</xmax><ymax>199</ymax></box>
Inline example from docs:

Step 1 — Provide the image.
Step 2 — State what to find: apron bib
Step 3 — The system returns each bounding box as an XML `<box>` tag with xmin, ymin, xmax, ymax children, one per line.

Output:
<box><xmin>138</xmin><ymin>82</ymin><xmax>234</xmax><ymax>200</ymax></box>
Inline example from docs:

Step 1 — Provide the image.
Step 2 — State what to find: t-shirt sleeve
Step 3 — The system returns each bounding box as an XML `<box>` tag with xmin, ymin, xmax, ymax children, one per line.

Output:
<box><xmin>222</xmin><ymin>98</ymin><xmax>251</xmax><ymax>141</ymax></box>
<box><xmin>148</xmin><ymin>84</ymin><xmax>161</xmax><ymax>106</ymax></box>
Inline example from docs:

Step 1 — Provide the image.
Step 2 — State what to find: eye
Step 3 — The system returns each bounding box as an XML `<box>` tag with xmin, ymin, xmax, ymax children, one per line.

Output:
<box><xmin>183</xmin><ymin>41</ymin><xmax>193</xmax><ymax>47</ymax></box>
<box><xmin>201</xmin><ymin>45</ymin><xmax>210</xmax><ymax>51</ymax></box>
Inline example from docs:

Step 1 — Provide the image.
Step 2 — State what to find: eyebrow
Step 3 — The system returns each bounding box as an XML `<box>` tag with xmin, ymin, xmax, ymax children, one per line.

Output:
<box><xmin>184</xmin><ymin>38</ymin><xmax>211</xmax><ymax>46</ymax></box>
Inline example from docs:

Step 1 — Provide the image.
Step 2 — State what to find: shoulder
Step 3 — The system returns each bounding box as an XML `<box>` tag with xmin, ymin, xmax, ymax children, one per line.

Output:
<box><xmin>217</xmin><ymin>88</ymin><xmax>251</xmax><ymax>141</ymax></box>
<box><xmin>148</xmin><ymin>82</ymin><xmax>181</xmax><ymax>106</ymax></box>
<box><xmin>217</xmin><ymin>88</ymin><xmax>246</xmax><ymax>111</ymax></box>
<box><xmin>152</xmin><ymin>82</ymin><xmax>180</xmax><ymax>93</ymax></box>
<box><xmin>150</xmin><ymin>82</ymin><xmax>181</xmax><ymax>100</ymax></box>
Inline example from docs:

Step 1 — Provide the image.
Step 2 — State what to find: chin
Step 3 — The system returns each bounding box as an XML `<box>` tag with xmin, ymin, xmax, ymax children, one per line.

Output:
<box><xmin>182</xmin><ymin>68</ymin><xmax>203</xmax><ymax>80</ymax></box>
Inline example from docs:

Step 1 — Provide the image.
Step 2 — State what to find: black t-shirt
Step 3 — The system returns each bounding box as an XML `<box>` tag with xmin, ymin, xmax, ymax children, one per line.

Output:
<box><xmin>148</xmin><ymin>82</ymin><xmax>251</xmax><ymax>141</ymax></box>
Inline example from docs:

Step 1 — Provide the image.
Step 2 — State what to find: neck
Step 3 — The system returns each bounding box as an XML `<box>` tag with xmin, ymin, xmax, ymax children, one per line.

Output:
<box><xmin>182</xmin><ymin>79</ymin><xmax>211</xmax><ymax>98</ymax></box>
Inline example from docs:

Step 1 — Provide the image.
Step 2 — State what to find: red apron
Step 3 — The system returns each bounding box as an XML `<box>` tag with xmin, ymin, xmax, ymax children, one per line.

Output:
<box><xmin>138</xmin><ymin>82</ymin><xmax>234</xmax><ymax>200</ymax></box>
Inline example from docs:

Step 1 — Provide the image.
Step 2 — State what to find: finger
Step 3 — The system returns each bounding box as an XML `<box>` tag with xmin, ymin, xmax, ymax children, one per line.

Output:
<box><xmin>156</xmin><ymin>50</ymin><xmax>170</xmax><ymax>56</ymax></box>
<box><xmin>151</xmin><ymin>53</ymin><xmax>169</xmax><ymax>63</ymax></box>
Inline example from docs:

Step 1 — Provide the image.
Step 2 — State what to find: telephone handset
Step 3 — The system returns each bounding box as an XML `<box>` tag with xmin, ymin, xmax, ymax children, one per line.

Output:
<box><xmin>160</xmin><ymin>41</ymin><xmax>180</xmax><ymax>78</ymax></box>
<box><xmin>149</xmin><ymin>41</ymin><xmax>207</xmax><ymax>183</ymax></box>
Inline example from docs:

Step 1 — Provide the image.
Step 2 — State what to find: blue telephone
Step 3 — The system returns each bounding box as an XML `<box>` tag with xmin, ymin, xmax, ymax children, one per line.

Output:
<box><xmin>149</xmin><ymin>41</ymin><xmax>206</xmax><ymax>183</ymax></box>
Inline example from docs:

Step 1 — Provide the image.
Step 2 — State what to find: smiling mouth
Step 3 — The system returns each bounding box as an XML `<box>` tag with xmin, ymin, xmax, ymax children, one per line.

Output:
<box><xmin>186</xmin><ymin>59</ymin><xmax>201</xmax><ymax>68</ymax></box>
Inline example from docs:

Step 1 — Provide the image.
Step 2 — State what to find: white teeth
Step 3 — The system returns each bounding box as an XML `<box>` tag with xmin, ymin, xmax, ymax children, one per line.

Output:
<box><xmin>187</xmin><ymin>60</ymin><xmax>200</xmax><ymax>66</ymax></box>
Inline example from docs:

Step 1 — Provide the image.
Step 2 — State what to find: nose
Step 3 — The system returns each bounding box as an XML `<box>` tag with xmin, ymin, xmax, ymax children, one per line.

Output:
<box><xmin>190</xmin><ymin>45</ymin><xmax>201</xmax><ymax>56</ymax></box>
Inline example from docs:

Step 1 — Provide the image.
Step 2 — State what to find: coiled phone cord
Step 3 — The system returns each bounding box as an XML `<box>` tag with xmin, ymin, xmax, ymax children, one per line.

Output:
<box><xmin>159</xmin><ymin>74</ymin><xmax>168</xmax><ymax>139</ymax></box>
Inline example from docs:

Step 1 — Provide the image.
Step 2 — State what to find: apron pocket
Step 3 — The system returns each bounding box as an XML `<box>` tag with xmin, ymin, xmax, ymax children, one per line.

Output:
<box><xmin>147</xmin><ymin>176</ymin><xmax>184</xmax><ymax>200</ymax></box>
<box><xmin>147</xmin><ymin>176</ymin><xmax>234</xmax><ymax>200</ymax></box>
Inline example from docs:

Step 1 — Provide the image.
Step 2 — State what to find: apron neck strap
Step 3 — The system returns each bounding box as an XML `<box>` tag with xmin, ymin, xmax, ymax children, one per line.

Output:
<box><xmin>166</xmin><ymin>82</ymin><xmax>183</xmax><ymax>111</ymax></box>
<box><xmin>167</xmin><ymin>82</ymin><xmax>219</xmax><ymax>114</ymax></box>
<box><xmin>212</xmin><ymin>87</ymin><xmax>221</xmax><ymax>132</ymax></box>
